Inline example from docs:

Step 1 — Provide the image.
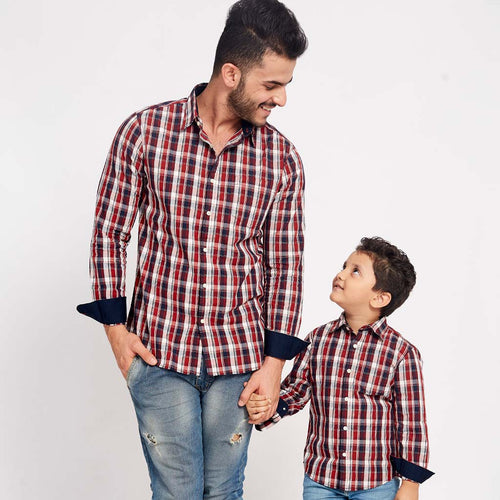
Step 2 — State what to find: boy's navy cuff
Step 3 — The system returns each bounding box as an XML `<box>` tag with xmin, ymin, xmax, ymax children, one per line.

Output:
<box><xmin>76</xmin><ymin>297</ymin><xmax>127</xmax><ymax>325</ymax></box>
<box><xmin>390</xmin><ymin>456</ymin><xmax>435</xmax><ymax>483</ymax></box>
<box><xmin>264</xmin><ymin>329</ymin><xmax>309</xmax><ymax>360</ymax></box>
<box><xmin>276</xmin><ymin>398</ymin><xmax>289</xmax><ymax>417</ymax></box>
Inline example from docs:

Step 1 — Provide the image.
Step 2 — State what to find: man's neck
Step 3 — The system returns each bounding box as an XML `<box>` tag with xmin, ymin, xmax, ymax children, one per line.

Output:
<box><xmin>196</xmin><ymin>81</ymin><xmax>242</xmax><ymax>154</ymax></box>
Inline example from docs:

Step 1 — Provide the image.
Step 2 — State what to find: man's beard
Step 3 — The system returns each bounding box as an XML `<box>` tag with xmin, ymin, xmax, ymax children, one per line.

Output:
<box><xmin>227</xmin><ymin>78</ymin><xmax>260</xmax><ymax>126</ymax></box>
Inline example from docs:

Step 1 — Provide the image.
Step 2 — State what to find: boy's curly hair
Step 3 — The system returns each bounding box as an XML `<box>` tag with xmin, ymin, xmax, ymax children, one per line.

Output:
<box><xmin>356</xmin><ymin>237</ymin><xmax>416</xmax><ymax>317</ymax></box>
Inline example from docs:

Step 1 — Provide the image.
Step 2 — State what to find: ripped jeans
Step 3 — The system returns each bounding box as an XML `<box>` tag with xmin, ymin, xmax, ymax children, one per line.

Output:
<box><xmin>127</xmin><ymin>356</ymin><xmax>253</xmax><ymax>500</ymax></box>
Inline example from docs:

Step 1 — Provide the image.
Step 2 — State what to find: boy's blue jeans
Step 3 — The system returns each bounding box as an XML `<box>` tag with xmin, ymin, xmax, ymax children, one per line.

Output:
<box><xmin>126</xmin><ymin>356</ymin><xmax>253</xmax><ymax>499</ymax></box>
<box><xmin>303</xmin><ymin>474</ymin><xmax>400</xmax><ymax>500</ymax></box>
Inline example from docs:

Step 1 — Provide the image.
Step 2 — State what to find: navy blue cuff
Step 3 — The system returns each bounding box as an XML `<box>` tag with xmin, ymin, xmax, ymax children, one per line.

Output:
<box><xmin>276</xmin><ymin>398</ymin><xmax>289</xmax><ymax>418</ymax></box>
<box><xmin>390</xmin><ymin>456</ymin><xmax>435</xmax><ymax>483</ymax></box>
<box><xmin>264</xmin><ymin>330</ymin><xmax>309</xmax><ymax>360</ymax></box>
<box><xmin>76</xmin><ymin>297</ymin><xmax>127</xmax><ymax>325</ymax></box>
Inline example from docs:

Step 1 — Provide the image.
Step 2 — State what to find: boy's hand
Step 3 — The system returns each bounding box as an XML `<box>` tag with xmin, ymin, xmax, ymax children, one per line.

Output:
<box><xmin>245</xmin><ymin>388</ymin><xmax>272</xmax><ymax>424</ymax></box>
<box><xmin>238</xmin><ymin>356</ymin><xmax>284</xmax><ymax>420</ymax></box>
<box><xmin>395</xmin><ymin>480</ymin><xmax>419</xmax><ymax>500</ymax></box>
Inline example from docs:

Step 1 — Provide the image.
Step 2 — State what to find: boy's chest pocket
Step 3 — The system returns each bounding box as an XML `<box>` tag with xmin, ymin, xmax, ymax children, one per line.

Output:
<box><xmin>353</xmin><ymin>364</ymin><xmax>395</xmax><ymax>398</ymax></box>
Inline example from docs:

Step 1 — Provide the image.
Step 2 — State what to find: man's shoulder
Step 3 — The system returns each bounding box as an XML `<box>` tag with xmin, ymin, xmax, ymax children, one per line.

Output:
<box><xmin>134</xmin><ymin>97</ymin><xmax>188</xmax><ymax>121</ymax></box>
<box><xmin>258</xmin><ymin>122</ymin><xmax>299</xmax><ymax>153</ymax></box>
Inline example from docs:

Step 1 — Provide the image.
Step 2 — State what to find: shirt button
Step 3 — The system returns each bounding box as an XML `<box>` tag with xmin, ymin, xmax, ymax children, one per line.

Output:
<box><xmin>342</xmin><ymin>452</ymin><xmax>347</xmax><ymax>458</ymax></box>
<box><xmin>206</xmin><ymin>211</ymin><xmax>211</xmax><ymax>216</ymax></box>
<box><xmin>203</xmin><ymin>248</ymin><xmax>207</xmax><ymax>253</ymax></box>
<box><xmin>202</xmin><ymin>283</ymin><xmax>207</xmax><ymax>289</ymax></box>
<box><xmin>200</xmin><ymin>319</ymin><xmax>205</xmax><ymax>324</ymax></box>
<box><xmin>346</xmin><ymin>369</ymin><xmax>352</xmax><ymax>374</ymax></box>
<box><xmin>210</xmin><ymin>179</ymin><xmax>215</xmax><ymax>184</ymax></box>
<box><xmin>343</xmin><ymin>426</ymin><xmax>348</xmax><ymax>431</ymax></box>
<box><xmin>352</xmin><ymin>343</ymin><xmax>358</xmax><ymax>348</ymax></box>
<box><xmin>344</xmin><ymin>397</ymin><xmax>349</xmax><ymax>402</ymax></box>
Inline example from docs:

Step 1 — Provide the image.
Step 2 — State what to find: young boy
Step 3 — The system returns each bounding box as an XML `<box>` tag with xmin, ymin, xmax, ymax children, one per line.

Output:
<box><xmin>247</xmin><ymin>237</ymin><xmax>434</xmax><ymax>499</ymax></box>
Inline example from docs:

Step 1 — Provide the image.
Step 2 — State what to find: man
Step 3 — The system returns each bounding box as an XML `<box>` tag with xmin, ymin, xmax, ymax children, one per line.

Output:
<box><xmin>77</xmin><ymin>0</ymin><xmax>308</xmax><ymax>497</ymax></box>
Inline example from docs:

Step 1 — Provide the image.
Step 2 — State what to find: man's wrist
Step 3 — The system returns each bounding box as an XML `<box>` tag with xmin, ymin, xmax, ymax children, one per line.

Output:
<box><xmin>104</xmin><ymin>323</ymin><xmax>127</xmax><ymax>338</ymax></box>
<box><xmin>262</xmin><ymin>355</ymin><xmax>286</xmax><ymax>369</ymax></box>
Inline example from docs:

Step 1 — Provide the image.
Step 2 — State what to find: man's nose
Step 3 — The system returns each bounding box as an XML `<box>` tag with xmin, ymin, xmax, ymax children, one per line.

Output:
<box><xmin>273</xmin><ymin>87</ymin><xmax>287</xmax><ymax>107</ymax></box>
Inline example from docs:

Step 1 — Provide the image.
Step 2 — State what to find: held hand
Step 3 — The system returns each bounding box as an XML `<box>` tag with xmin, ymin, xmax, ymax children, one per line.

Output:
<box><xmin>105</xmin><ymin>324</ymin><xmax>157</xmax><ymax>379</ymax></box>
<box><xmin>245</xmin><ymin>389</ymin><xmax>272</xmax><ymax>424</ymax></box>
<box><xmin>238</xmin><ymin>356</ymin><xmax>285</xmax><ymax>422</ymax></box>
<box><xmin>394</xmin><ymin>480</ymin><xmax>419</xmax><ymax>500</ymax></box>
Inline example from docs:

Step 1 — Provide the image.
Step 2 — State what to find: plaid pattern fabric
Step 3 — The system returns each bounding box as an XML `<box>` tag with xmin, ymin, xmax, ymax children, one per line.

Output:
<box><xmin>262</xmin><ymin>314</ymin><xmax>431</xmax><ymax>490</ymax></box>
<box><xmin>88</xmin><ymin>84</ymin><xmax>304</xmax><ymax>376</ymax></box>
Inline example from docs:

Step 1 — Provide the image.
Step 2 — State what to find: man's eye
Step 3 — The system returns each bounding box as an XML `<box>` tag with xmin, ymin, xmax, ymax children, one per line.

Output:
<box><xmin>265</xmin><ymin>85</ymin><xmax>275</xmax><ymax>90</ymax></box>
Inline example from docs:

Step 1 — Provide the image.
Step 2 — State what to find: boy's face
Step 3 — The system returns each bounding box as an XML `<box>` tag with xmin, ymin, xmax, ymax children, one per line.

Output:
<box><xmin>330</xmin><ymin>251</ymin><xmax>382</xmax><ymax>315</ymax></box>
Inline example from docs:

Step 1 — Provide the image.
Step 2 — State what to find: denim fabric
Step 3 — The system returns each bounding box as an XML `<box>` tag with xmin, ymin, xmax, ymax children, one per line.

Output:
<box><xmin>127</xmin><ymin>356</ymin><xmax>252</xmax><ymax>499</ymax></box>
<box><xmin>303</xmin><ymin>474</ymin><xmax>400</xmax><ymax>500</ymax></box>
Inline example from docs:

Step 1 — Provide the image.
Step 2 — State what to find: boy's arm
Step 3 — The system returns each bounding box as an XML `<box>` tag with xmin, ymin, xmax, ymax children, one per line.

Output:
<box><xmin>256</xmin><ymin>337</ymin><xmax>313</xmax><ymax>430</ymax></box>
<box><xmin>391</xmin><ymin>345</ymin><xmax>434</xmax><ymax>485</ymax></box>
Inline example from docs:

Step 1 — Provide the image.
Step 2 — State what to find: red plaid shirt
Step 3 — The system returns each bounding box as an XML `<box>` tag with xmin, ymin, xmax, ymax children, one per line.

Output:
<box><xmin>78</xmin><ymin>84</ymin><xmax>306</xmax><ymax>376</ymax></box>
<box><xmin>260</xmin><ymin>314</ymin><xmax>433</xmax><ymax>490</ymax></box>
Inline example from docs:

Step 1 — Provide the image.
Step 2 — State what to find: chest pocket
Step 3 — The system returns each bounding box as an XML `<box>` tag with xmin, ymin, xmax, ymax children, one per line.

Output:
<box><xmin>353</xmin><ymin>360</ymin><xmax>396</xmax><ymax>399</ymax></box>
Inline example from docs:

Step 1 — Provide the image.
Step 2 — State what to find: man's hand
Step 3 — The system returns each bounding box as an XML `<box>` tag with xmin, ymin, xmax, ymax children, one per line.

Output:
<box><xmin>245</xmin><ymin>392</ymin><xmax>272</xmax><ymax>424</ymax></box>
<box><xmin>238</xmin><ymin>356</ymin><xmax>285</xmax><ymax>421</ymax></box>
<box><xmin>395</xmin><ymin>480</ymin><xmax>419</xmax><ymax>500</ymax></box>
<box><xmin>104</xmin><ymin>324</ymin><xmax>157</xmax><ymax>379</ymax></box>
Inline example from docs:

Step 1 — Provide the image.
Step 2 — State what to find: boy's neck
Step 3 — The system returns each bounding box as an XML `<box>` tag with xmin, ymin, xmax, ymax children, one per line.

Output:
<box><xmin>344</xmin><ymin>310</ymin><xmax>380</xmax><ymax>334</ymax></box>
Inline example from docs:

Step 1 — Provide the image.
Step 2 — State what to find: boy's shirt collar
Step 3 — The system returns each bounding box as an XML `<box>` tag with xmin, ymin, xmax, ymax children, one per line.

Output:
<box><xmin>335</xmin><ymin>312</ymin><xmax>389</xmax><ymax>338</ymax></box>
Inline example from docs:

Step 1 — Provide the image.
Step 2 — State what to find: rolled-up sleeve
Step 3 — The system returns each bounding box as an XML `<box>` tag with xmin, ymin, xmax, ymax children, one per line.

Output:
<box><xmin>391</xmin><ymin>346</ymin><xmax>434</xmax><ymax>483</ymax></box>
<box><xmin>262</xmin><ymin>146</ymin><xmax>305</xmax><ymax>359</ymax></box>
<box><xmin>77</xmin><ymin>114</ymin><xmax>144</xmax><ymax>324</ymax></box>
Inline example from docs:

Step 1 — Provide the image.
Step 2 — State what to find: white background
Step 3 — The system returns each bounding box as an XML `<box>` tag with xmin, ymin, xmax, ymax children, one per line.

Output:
<box><xmin>1</xmin><ymin>0</ymin><xmax>499</xmax><ymax>498</ymax></box>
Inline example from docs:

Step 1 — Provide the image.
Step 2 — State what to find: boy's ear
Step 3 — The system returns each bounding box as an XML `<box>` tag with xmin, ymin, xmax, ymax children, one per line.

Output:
<box><xmin>221</xmin><ymin>62</ymin><xmax>242</xmax><ymax>89</ymax></box>
<box><xmin>370</xmin><ymin>291</ymin><xmax>391</xmax><ymax>311</ymax></box>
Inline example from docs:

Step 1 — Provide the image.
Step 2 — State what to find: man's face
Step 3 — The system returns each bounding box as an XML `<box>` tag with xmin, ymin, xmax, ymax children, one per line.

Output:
<box><xmin>329</xmin><ymin>252</ymin><xmax>380</xmax><ymax>314</ymax></box>
<box><xmin>228</xmin><ymin>51</ymin><xmax>296</xmax><ymax>126</ymax></box>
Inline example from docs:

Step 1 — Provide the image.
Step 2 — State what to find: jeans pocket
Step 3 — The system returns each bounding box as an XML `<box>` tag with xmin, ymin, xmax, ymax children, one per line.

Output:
<box><xmin>126</xmin><ymin>356</ymin><xmax>140</xmax><ymax>386</ymax></box>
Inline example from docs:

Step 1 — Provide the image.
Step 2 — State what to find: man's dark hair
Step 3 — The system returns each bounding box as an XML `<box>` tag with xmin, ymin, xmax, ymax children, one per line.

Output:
<box><xmin>356</xmin><ymin>237</ymin><xmax>416</xmax><ymax>317</ymax></box>
<box><xmin>213</xmin><ymin>0</ymin><xmax>308</xmax><ymax>74</ymax></box>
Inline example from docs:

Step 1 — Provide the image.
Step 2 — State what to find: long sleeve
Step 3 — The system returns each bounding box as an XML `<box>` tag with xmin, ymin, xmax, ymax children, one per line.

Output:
<box><xmin>390</xmin><ymin>345</ymin><xmax>434</xmax><ymax>483</ymax></box>
<box><xmin>262</xmin><ymin>146</ymin><xmax>306</xmax><ymax>359</ymax></box>
<box><xmin>77</xmin><ymin>114</ymin><xmax>144</xmax><ymax>324</ymax></box>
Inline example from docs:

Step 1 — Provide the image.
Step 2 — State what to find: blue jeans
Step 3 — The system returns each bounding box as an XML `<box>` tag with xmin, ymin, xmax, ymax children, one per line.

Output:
<box><xmin>126</xmin><ymin>356</ymin><xmax>253</xmax><ymax>499</ymax></box>
<box><xmin>303</xmin><ymin>474</ymin><xmax>400</xmax><ymax>500</ymax></box>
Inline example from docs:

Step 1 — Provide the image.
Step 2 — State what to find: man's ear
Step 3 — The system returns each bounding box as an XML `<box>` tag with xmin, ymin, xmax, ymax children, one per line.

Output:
<box><xmin>221</xmin><ymin>63</ymin><xmax>242</xmax><ymax>89</ymax></box>
<box><xmin>370</xmin><ymin>291</ymin><xmax>391</xmax><ymax>312</ymax></box>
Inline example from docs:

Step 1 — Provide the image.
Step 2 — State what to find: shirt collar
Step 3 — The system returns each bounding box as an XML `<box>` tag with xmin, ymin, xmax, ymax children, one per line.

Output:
<box><xmin>182</xmin><ymin>83</ymin><xmax>256</xmax><ymax>144</ymax></box>
<box><xmin>183</xmin><ymin>83</ymin><xmax>206</xmax><ymax>130</ymax></box>
<box><xmin>335</xmin><ymin>312</ymin><xmax>389</xmax><ymax>338</ymax></box>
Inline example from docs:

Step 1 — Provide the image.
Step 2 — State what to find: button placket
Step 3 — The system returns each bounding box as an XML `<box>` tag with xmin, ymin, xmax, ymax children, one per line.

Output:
<box><xmin>197</xmin><ymin>158</ymin><xmax>217</xmax><ymax>330</ymax></box>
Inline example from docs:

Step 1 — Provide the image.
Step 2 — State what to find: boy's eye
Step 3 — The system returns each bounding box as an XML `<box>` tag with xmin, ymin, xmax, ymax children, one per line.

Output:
<box><xmin>352</xmin><ymin>268</ymin><xmax>360</xmax><ymax>275</ymax></box>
